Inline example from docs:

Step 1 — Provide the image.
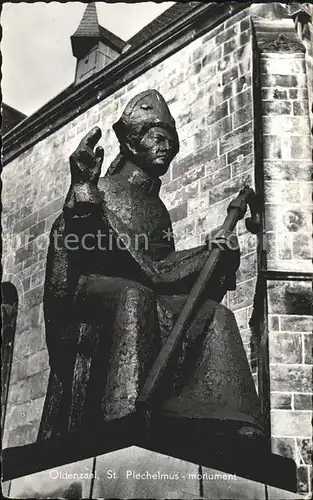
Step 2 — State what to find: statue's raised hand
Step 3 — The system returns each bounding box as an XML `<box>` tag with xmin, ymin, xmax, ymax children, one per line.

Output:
<box><xmin>69</xmin><ymin>126</ymin><xmax>104</xmax><ymax>185</ymax></box>
<box><xmin>65</xmin><ymin>127</ymin><xmax>104</xmax><ymax>213</ymax></box>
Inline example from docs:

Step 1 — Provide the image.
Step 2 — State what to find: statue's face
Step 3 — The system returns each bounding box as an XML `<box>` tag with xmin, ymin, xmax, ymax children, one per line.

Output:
<box><xmin>136</xmin><ymin>126</ymin><xmax>176</xmax><ymax>177</ymax></box>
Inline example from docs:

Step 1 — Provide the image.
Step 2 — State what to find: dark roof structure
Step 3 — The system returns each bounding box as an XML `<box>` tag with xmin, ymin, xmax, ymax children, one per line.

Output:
<box><xmin>128</xmin><ymin>2</ymin><xmax>200</xmax><ymax>48</ymax></box>
<box><xmin>71</xmin><ymin>3</ymin><xmax>125</xmax><ymax>58</ymax></box>
<box><xmin>2</xmin><ymin>103</ymin><xmax>26</xmax><ymax>135</ymax></box>
<box><xmin>72</xmin><ymin>2</ymin><xmax>100</xmax><ymax>38</ymax></box>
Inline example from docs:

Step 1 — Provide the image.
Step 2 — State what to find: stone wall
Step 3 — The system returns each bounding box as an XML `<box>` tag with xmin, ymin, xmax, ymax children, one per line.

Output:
<box><xmin>256</xmin><ymin>15</ymin><xmax>313</xmax><ymax>495</ymax></box>
<box><xmin>268</xmin><ymin>281</ymin><xmax>312</xmax><ymax>495</ymax></box>
<box><xmin>5</xmin><ymin>446</ymin><xmax>304</xmax><ymax>499</ymax></box>
<box><xmin>2</xmin><ymin>7</ymin><xmax>256</xmax><ymax>452</ymax></box>
<box><xmin>303</xmin><ymin>6</ymin><xmax>313</xmax><ymax>129</ymax></box>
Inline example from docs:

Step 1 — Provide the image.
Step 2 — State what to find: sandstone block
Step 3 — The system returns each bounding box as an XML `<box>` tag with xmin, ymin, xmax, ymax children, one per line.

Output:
<box><xmin>13</xmin><ymin>325</ymin><xmax>46</xmax><ymax>362</ymax></box>
<box><xmin>209</xmin><ymin>171</ymin><xmax>252</xmax><ymax>205</ymax></box>
<box><xmin>192</xmin><ymin>44</ymin><xmax>205</xmax><ymax>62</ymax></box>
<box><xmin>268</xmin><ymin>281</ymin><xmax>312</xmax><ymax>316</ymax></box>
<box><xmin>262</xmin><ymin>74</ymin><xmax>306</xmax><ymax>88</ymax></box>
<box><xmin>162</xmin><ymin>166</ymin><xmax>204</xmax><ymax>200</ymax></box>
<box><xmin>229</xmin><ymin>88</ymin><xmax>252</xmax><ymax>112</ymax></box>
<box><xmin>265</xmin><ymin>205</ymin><xmax>311</xmax><ymax>234</ymax></box>
<box><xmin>261</xmin><ymin>57</ymin><xmax>306</xmax><ymax>76</ymax></box>
<box><xmin>229</xmin><ymin>277</ymin><xmax>256</xmax><ymax>310</ymax></box>
<box><xmin>278</xmin><ymin>233</ymin><xmax>292</xmax><ymax>260</ymax></box>
<box><xmin>172</xmin><ymin>218</ymin><xmax>196</xmax><ymax>243</ymax></box>
<box><xmin>300</xmin><ymin>181</ymin><xmax>313</xmax><ymax>205</ymax></box>
<box><xmin>303</xmin><ymin>334</ymin><xmax>312</xmax><ymax>364</ymax></box>
<box><xmin>222</xmin><ymin>65</ymin><xmax>239</xmax><ymax>86</ymax></box>
<box><xmin>239</xmin><ymin>30</ymin><xmax>250</xmax><ymax>47</ymax></box>
<box><xmin>225</xmin><ymin>9</ymin><xmax>249</xmax><ymax>28</ymax></box>
<box><xmin>210</xmin><ymin>116</ymin><xmax>232</xmax><ymax>141</ymax></box>
<box><xmin>232</xmin><ymin>103</ymin><xmax>252</xmax><ymax>129</ymax></box>
<box><xmin>270</xmin><ymin>365</ymin><xmax>312</xmax><ymax>393</ymax></box>
<box><xmin>236</xmin><ymin>252</ymin><xmax>257</xmax><ymax>284</ymax></box>
<box><xmin>271</xmin><ymin>410</ymin><xmax>312</xmax><ymax>437</ymax></box>
<box><xmin>240</xmin><ymin>17</ymin><xmax>250</xmax><ymax>32</ymax></box>
<box><xmin>216</xmin><ymin>25</ymin><xmax>239</xmax><ymax>46</ymax></box>
<box><xmin>10</xmin><ymin>349</ymin><xmax>49</xmax><ymax>384</ymax></box>
<box><xmin>262</xmin><ymin>100</ymin><xmax>292</xmax><ymax>116</ymax></box>
<box><xmin>219</xmin><ymin>121</ymin><xmax>252</xmax><ymax>155</ymax></box>
<box><xmin>231</xmin><ymin>152</ymin><xmax>253</xmax><ymax>177</ymax></box>
<box><xmin>293</xmin><ymin>101</ymin><xmax>309</xmax><ymax>116</ymax></box>
<box><xmin>28</xmin><ymin>221</ymin><xmax>46</xmax><ymax>243</ymax></box>
<box><xmin>169</xmin><ymin>202</ymin><xmax>188</xmax><ymax>223</ymax></box>
<box><xmin>263</xmin><ymin>116</ymin><xmax>310</xmax><ymax>136</ymax></box>
<box><xmin>289</xmin><ymin>88</ymin><xmax>308</xmax><ymax>100</ymax></box>
<box><xmin>261</xmin><ymin>88</ymin><xmax>288</xmax><ymax>100</ymax></box>
<box><xmin>290</xmin><ymin>136</ymin><xmax>312</xmax><ymax>160</ymax></box>
<box><xmin>271</xmin><ymin>436</ymin><xmax>295</xmax><ymax>460</ymax></box>
<box><xmin>172</xmin><ymin>154</ymin><xmax>195</xmax><ymax>180</ymax></box>
<box><xmin>193</xmin><ymin>142</ymin><xmax>218</xmax><ymax>166</ymax></box>
<box><xmin>271</xmin><ymin>393</ymin><xmax>292</xmax><ymax>409</ymax></box>
<box><xmin>233</xmin><ymin>74</ymin><xmax>251</xmax><ymax>94</ymax></box>
<box><xmin>23</xmin><ymin>286</ymin><xmax>44</xmax><ymax>310</ymax></box>
<box><xmin>200</xmin><ymin>166</ymin><xmax>231</xmax><ymax>192</ymax></box>
<box><xmin>13</xmin><ymin>212</ymin><xmax>38</xmax><ymax>236</ymax></box>
<box><xmin>294</xmin><ymin>394</ymin><xmax>312</xmax><ymax>411</ymax></box>
<box><xmin>215</xmin><ymin>80</ymin><xmax>233</xmax><ymax>105</ymax></box>
<box><xmin>280</xmin><ymin>315</ymin><xmax>311</xmax><ymax>335</ymax></box>
<box><xmin>205</xmin><ymin>155</ymin><xmax>227</xmax><ymax>175</ymax></box>
<box><xmin>223</xmin><ymin>37</ymin><xmax>237</xmax><ymax>56</ymax></box>
<box><xmin>206</xmin><ymin>101</ymin><xmax>229</xmax><ymax>126</ymax></box>
<box><xmin>193</xmin><ymin>130</ymin><xmax>209</xmax><ymax>151</ymax></box>
<box><xmin>15</xmin><ymin>240</ymin><xmax>38</xmax><ymax>266</ymax></box>
<box><xmin>228</xmin><ymin>140</ymin><xmax>252</xmax><ymax>165</ymax></box>
<box><xmin>297</xmin><ymin>466</ymin><xmax>309</xmax><ymax>494</ymax></box>
<box><xmin>234</xmin><ymin>307</ymin><xmax>248</xmax><ymax>330</ymax></box>
<box><xmin>30</xmin><ymin>270</ymin><xmax>46</xmax><ymax>290</ymax></box>
<box><xmin>239</xmin><ymin>328</ymin><xmax>252</xmax><ymax>344</ymax></box>
<box><xmin>7</xmin><ymin>369</ymin><xmax>50</xmax><ymax>406</ymax></box>
<box><xmin>193</xmin><ymin>61</ymin><xmax>201</xmax><ymax>75</ymax></box>
<box><xmin>265</xmin><ymin>231</ymin><xmax>277</xmax><ymax>260</ymax></box>
<box><xmin>268</xmin><ymin>315</ymin><xmax>279</xmax><ymax>331</ymax></box>
<box><xmin>162</xmin><ymin>180</ymin><xmax>199</xmax><ymax>211</ymax></box>
<box><xmin>264</xmin><ymin>160</ymin><xmax>312</xmax><ymax>182</ymax></box>
<box><xmin>8</xmin><ymin>420</ymin><xmax>39</xmax><ymax>448</ymax></box>
<box><xmin>37</xmin><ymin>197</ymin><xmax>64</xmax><ymax>223</ymax></box>
<box><xmin>293</xmin><ymin>233</ymin><xmax>312</xmax><ymax>260</ymax></box>
<box><xmin>269</xmin><ymin>331</ymin><xmax>302</xmax><ymax>364</ymax></box>
<box><xmin>5</xmin><ymin>396</ymin><xmax>45</xmax><ymax>431</ymax></box>
<box><xmin>203</xmin><ymin>46</ymin><xmax>223</xmax><ymax>69</ymax></box>
<box><xmin>217</xmin><ymin>54</ymin><xmax>231</xmax><ymax>72</ymax></box>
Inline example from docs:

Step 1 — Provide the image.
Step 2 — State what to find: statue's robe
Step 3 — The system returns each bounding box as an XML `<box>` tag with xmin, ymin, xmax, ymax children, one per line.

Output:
<box><xmin>41</xmin><ymin>160</ymin><xmax>263</xmax><ymax>439</ymax></box>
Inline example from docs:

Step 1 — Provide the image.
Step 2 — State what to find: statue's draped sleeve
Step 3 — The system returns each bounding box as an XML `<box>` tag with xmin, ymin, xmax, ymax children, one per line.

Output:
<box><xmin>44</xmin><ymin>183</ymin><xmax>109</xmax><ymax>375</ymax></box>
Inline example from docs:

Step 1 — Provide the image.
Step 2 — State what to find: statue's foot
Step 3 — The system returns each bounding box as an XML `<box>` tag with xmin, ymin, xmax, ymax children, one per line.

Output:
<box><xmin>236</xmin><ymin>425</ymin><xmax>268</xmax><ymax>452</ymax></box>
<box><xmin>237</xmin><ymin>425</ymin><xmax>265</xmax><ymax>439</ymax></box>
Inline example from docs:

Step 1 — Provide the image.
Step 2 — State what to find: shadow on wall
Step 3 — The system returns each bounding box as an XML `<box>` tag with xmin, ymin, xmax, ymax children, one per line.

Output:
<box><xmin>1</xmin><ymin>282</ymin><xmax>18</xmax><ymax>429</ymax></box>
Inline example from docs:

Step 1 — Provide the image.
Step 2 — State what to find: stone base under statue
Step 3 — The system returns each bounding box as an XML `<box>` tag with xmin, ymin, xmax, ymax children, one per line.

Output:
<box><xmin>3</xmin><ymin>413</ymin><xmax>296</xmax><ymax>494</ymax></box>
<box><xmin>3</xmin><ymin>442</ymin><xmax>299</xmax><ymax>499</ymax></box>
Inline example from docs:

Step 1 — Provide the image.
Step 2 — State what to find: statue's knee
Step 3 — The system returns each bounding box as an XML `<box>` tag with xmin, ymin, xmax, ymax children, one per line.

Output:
<box><xmin>214</xmin><ymin>302</ymin><xmax>236</xmax><ymax>324</ymax></box>
<box><xmin>123</xmin><ymin>283</ymin><xmax>155</xmax><ymax>307</ymax></box>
